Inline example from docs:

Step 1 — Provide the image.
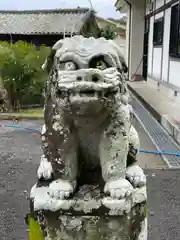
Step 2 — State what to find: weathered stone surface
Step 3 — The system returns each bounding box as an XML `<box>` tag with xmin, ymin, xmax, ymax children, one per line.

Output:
<box><xmin>28</xmin><ymin>36</ymin><xmax>148</xmax><ymax>239</ymax></box>
<box><xmin>33</xmin><ymin>35</ymin><xmax>146</xmax><ymax>204</ymax></box>
<box><xmin>41</xmin><ymin>211</ymin><xmax>147</xmax><ymax>240</ymax></box>
<box><xmin>29</xmin><ymin>185</ymin><xmax>147</xmax><ymax>240</ymax></box>
<box><xmin>30</xmin><ymin>184</ymin><xmax>147</xmax><ymax>213</ymax></box>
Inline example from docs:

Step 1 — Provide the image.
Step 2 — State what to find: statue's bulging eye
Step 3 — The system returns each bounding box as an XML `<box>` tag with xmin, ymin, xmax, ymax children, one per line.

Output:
<box><xmin>64</xmin><ymin>61</ymin><xmax>76</xmax><ymax>71</ymax></box>
<box><xmin>89</xmin><ymin>56</ymin><xmax>109</xmax><ymax>70</ymax></box>
<box><xmin>95</xmin><ymin>61</ymin><xmax>107</xmax><ymax>70</ymax></box>
<box><xmin>59</xmin><ymin>61</ymin><xmax>77</xmax><ymax>71</ymax></box>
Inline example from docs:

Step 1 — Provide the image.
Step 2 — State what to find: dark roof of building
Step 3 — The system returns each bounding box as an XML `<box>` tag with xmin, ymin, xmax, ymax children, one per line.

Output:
<box><xmin>0</xmin><ymin>8</ymin><xmax>93</xmax><ymax>35</ymax></box>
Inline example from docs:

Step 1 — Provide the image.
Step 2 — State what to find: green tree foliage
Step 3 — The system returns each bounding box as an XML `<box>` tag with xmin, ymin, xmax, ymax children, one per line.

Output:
<box><xmin>100</xmin><ymin>25</ymin><xmax>117</xmax><ymax>40</ymax></box>
<box><xmin>82</xmin><ymin>22</ymin><xmax>117</xmax><ymax>40</ymax></box>
<box><xmin>0</xmin><ymin>41</ymin><xmax>50</xmax><ymax>111</ymax></box>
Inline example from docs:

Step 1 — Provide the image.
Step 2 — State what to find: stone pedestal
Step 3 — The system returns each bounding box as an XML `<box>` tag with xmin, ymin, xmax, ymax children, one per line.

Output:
<box><xmin>27</xmin><ymin>184</ymin><xmax>147</xmax><ymax>240</ymax></box>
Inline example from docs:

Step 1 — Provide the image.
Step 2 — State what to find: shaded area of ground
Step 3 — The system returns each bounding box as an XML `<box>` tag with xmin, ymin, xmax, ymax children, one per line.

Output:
<box><xmin>133</xmin><ymin>117</ymin><xmax>166</xmax><ymax>169</ymax></box>
<box><xmin>0</xmin><ymin>120</ymin><xmax>179</xmax><ymax>239</ymax></box>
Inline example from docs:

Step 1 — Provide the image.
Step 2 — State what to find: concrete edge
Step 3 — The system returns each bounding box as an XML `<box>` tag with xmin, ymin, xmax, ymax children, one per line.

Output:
<box><xmin>132</xmin><ymin>108</ymin><xmax>171</xmax><ymax>168</ymax></box>
<box><xmin>128</xmin><ymin>83</ymin><xmax>180</xmax><ymax>146</ymax></box>
<box><xmin>128</xmin><ymin>84</ymin><xmax>161</xmax><ymax>123</ymax></box>
<box><xmin>161</xmin><ymin>115</ymin><xmax>180</xmax><ymax>145</ymax></box>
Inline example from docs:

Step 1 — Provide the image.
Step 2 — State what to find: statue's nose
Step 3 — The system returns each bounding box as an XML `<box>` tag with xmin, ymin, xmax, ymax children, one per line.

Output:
<box><xmin>76</xmin><ymin>76</ymin><xmax>83</xmax><ymax>81</ymax></box>
<box><xmin>91</xmin><ymin>74</ymin><xmax>100</xmax><ymax>82</ymax></box>
<box><xmin>76</xmin><ymin>72</ymin><xmax>101</xmax><ymax>82</ymax></box>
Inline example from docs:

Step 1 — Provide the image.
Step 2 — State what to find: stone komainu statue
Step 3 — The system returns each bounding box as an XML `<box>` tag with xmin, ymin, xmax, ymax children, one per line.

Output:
<box><xmin>37</xmin><ymin>36</ymin><xmax>146</xmax><ymax>200</ymax></box>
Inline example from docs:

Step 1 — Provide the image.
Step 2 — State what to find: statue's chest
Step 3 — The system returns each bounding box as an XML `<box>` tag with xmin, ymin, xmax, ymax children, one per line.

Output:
<box><xmin>77</xmin><ymin>119</ymin><xmax>103</xmax><ymax>151</ymax></box>
<box><xmin>73</xmin><ymin>116</ymin><xmax>108</xmax><ymax>166</ymax></box>
<box><xmin>78</xmin><ymin>129</ymin><xmax>101</xmax><ymax>166</ymax></box>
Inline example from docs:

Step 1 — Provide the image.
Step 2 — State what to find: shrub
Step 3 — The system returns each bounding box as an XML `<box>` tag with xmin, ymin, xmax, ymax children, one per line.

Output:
<box><xmin>0</xmin><ymin>41</ymin><xmax>50</xmax><ymax>111</ymax></box>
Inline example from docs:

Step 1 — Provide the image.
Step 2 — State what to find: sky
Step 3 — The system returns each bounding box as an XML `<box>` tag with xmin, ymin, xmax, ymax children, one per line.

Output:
<box><xmin>0</xmin><ymin>0</ymin><xmax>122</xmax><ymax>19</ymax></box>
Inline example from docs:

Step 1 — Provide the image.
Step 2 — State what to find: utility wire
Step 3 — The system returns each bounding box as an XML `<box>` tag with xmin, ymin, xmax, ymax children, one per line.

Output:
<box><xmin>87</xmin><ymin>0</ymin><xmax>94</xmax><ymax>10</ymax></box>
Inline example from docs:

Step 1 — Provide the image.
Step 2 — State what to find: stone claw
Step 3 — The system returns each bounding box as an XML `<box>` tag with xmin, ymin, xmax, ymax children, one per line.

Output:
<box><xmin>104</xmin><ymin>178</ymin><xmax>134</xmax><ymax>199</ymax></box>
<box><xmin>37</xmin><ymin>155</ymin><xmax>53</xmax><ymax>180</ymax></box>
<box><xmin>126</xmin><ymin>164</ymin><xmax>146</xmax><ymax>187</ymax></box>
<box><xmin>48</xmin><ymin>179</ymin><xmax>75</xmax><ymax>200</ymax></box>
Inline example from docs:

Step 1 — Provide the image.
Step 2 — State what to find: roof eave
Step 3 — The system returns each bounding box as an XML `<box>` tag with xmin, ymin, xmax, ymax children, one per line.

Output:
<box><xmin>0</xmin><ymin>32</ymin><xmax>80</xmax><ymax>35</ymax></box>
<box><xmin>115</xmin><ymin>0</ymin><xmax>128</xmax><ymax>13</ymax></box>
<box><xmin>0</xmin><ymin>8</ymin><xmax>94</xmax><ymax>35</ymax></box>
<box><xmin>0</xmin><ymin>8</ymin><xmax>90</xmax><ymax>14</ymax></box>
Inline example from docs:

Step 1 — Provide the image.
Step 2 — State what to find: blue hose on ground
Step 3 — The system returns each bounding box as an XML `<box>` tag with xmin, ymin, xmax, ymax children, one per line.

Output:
<box><xmin>0</xmin><ymin>123</ymin><xmax>41</xmax><ymax>133</ymax></box>
<box><xmin>1</xmin><ymin>123</ymin><xmax>180</xmax><ymax>157</ymax></box>
<box><xmin>138</xmin><ymin>148</ymin><xmax>180</xmax><ymax>156</ymax></box>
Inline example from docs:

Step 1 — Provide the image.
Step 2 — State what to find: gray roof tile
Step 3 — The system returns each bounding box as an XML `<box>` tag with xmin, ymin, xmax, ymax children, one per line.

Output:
<box><xmin>0</xmin><ymin>8</ymin><xmax>92</xmax><ymax>35</ymax></box>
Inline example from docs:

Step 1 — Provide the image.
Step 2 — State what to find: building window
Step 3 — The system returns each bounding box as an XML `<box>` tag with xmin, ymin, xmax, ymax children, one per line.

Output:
<box><xmin>153</xmin><ymin>17</ymin><xmax>164</xmax><ymax>46</ymax></box>
<box><xmin>169</xmin><ymin>3</ymin><xmax>180</xmax><ymax>57</ymax></box>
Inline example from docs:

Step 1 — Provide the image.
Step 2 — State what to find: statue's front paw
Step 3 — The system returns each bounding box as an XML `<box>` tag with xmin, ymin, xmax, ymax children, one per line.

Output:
<box><xmin>37</xmin><ymin>155</ymin><xmax>53</xmax><ymax>180</ymax></box>
<box><xmin>48</xmin><ymin>179</ymin><xmax>76</xmax><ymax>200</ymax></box>
<box><xmin>104</xmin><ymin>179</ymin><xmax>134</xmax><ymax>199</ymax></box>
<box><xmin>126</xmin><ymin>164</ymin><xmax>146</xmax><ymax>187</ymax></box>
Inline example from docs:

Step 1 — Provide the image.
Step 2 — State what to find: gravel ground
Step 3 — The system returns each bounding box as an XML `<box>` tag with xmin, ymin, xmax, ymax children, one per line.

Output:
<box><xmin>0</xmin><ymin>120</ymin><xmax>179</xmax><ymax>240</ymax></box>
<box><xmin>0</xmin><ymin>121</ymin><xmax>41</xmax><ymax>240</ymax></box>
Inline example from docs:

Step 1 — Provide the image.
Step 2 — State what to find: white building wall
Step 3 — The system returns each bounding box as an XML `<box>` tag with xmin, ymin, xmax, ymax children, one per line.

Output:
<box><xmin>169</xmin><ymin>60</ymin><xmax>180</xmax><ymax>88</ymax></box>
<box><xmin>146</xmin><ymin>5</ymin><xmax>150</xmax><ymax>15</ymax></box>
<box><xmin>152</xmin><ymin>47</ymin><xmax>162</xmax><ymax>79</ymax></box>
<box><xmin>148</xmin><ymin>16</ymin><xmax>154</xmax><ymax>75</ymax></box>
<box><xmin>168</xmin><ymin>3</ymin><xmax>180</xmax><ymax>88</ymax></box>
<box><xmin>145</xmin><ymin>0</ymin><xmax>164</xmax><ymax>14</ymax></box>
<box><xmin>145</xmin><ymin>0</ymin><xmax>151</xmax><ymax>15</ymax></box>
<box><xmin>127</xmin><ymin>0</ymin><xmax>180</xmax><ymax>89</ymax></box>
<box><xmin>162</xmin><ymin>8</ymin><xmax>171</xmax><ymax>82</ymax></box>
<box><xmin>155</xmin><ymin>11</ymin><xmax>163</xmax><ymax>19</ymax></box>
<box><xmin>151</xmin><ymin>12</ymin><xmax>164</xmax><ymax>79</ymax></box>
<box><xmin>155</xmin><ymin>0</ymin><xmax>164</xmax><ymax>9</ymax></box>
<box><xmin>130</xmin><ymin>0</ymin><xmax>145</xmax><ymax>78</ymax></box>
<box><xmin>146</xmin><ymin>0</ymin><xmax>180</xmax><ymax>91</ymax></box>
<box><xmin>147</xmin><ymin>2</ymin><xmax>166</xmax><ymax>81</ymax></box>
<box><xmin>126</xmin><ymin>7</ymin><xmax>130</xmax><ymax>66</ymax></box>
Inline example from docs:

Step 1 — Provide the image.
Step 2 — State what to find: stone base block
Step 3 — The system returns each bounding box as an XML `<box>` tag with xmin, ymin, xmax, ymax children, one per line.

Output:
<box><xmin>27</xmin><ymin>184</ymin><xmax>147</xmax><ymax>240</ymax></box>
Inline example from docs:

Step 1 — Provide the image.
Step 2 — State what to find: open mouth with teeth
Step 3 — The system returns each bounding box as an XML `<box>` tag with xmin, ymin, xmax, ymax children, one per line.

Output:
<box><xmin>56</xmin><ymin>88</ymin><xmax>118</xmax><ymax>100</ymax></box>
<box><xmin>79</xmin><ymin>89</ymin><xmax>96</xmax><ymax>95</ymax></box>
<box><xmin>55</xmin><ymin>67</ymin><xmax>120</xmax><ymax>103</ymax></box>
